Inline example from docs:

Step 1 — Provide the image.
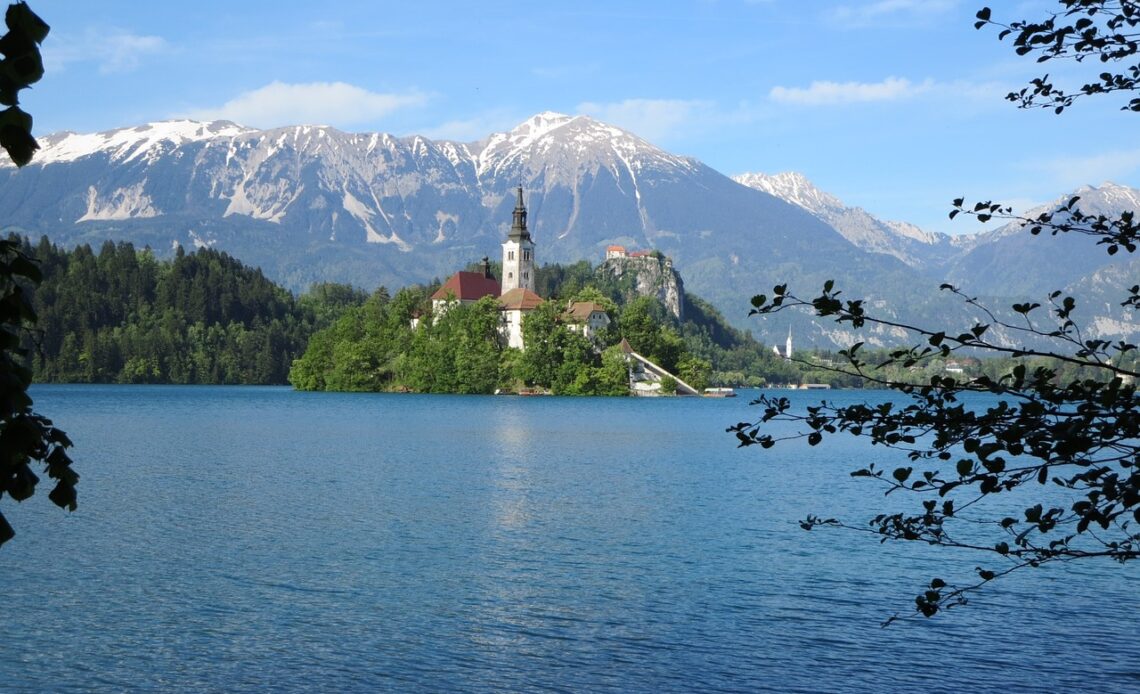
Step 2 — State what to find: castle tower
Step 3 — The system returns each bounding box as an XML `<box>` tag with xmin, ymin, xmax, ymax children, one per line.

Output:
<box><xmin>501</xmin><ymin>186</ymin><xmax>535</xmax><ymax>293</ymax></box>
<box><xmin>785</xmin><ymin>327</ymin><xmax>793</xmax><ymax>360</ymax></box>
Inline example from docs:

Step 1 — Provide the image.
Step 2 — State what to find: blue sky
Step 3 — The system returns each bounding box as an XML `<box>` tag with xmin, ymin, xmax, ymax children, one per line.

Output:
<box><xmin>25</xmin><ymin>0</ymin><xmax>1140</xmax><ymax>234</ymax></box>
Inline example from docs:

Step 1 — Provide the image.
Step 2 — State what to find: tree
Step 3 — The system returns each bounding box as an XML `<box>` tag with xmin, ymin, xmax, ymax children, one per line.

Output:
<box><xmin>731</xmin><ymin>1</ymin><xmax>1140</xmax><ymax>622</ymax></box>
<box><xmin>619</xmin><ymin>295</ymin><xmax>685</xmax><ymax>373</ymax></box>
<box><xmin>0</xmin><ymin>1</ymin><xmax>71</xmax><ymax>547</ymax></box>
<box><xmin>973</xmin><ymin>1</ymin><xmax>1140</xmax><ymax>114</ymax></box>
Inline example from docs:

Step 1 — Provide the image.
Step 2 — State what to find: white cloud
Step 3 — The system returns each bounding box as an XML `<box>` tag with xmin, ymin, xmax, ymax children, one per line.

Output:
<box><xmin>575</xmin><ymin>98</ymin><xmax>717</xmax><ymax>142</ymax></box>
<box><xmin>183</xmin><ymin>82</ymin><xmax>429</xmax><ymax>129</ymax></box>
<box><xmin>829</xmin><ymin>0</ymin><xmax>958</xmax><ymax>26</ymax></box>
<box><xmin>420</xmin><ymin>110</ymin><xmax>528</xmax><ymax>141</ymax></box>
<box><xmin>769</xmin><ymin>77</ymin><xmax>932</xmax><ymax>105</ymax></box>
<box><xmin>1035</xmin><ymin>148</ymin><xmax>1140</xmax><ymax>190</ymax></box>
<box><xmin>48</xmin><ymin>28</ymin><xmax>167</xmax><ymax>74</ymax></box>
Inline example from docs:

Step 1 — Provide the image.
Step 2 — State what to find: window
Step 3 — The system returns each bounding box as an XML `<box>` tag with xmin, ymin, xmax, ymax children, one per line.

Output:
<box><xmin>523</xmin><ymin>250</ymin><xmax>530</xmax><ymax>260</ymax></box>
<box><xmin>523</xmin><ymin>272</ymin><xmax>528</xmax><ymax>280</ymax></box>
<box><xmin>508</xmin><ymin>250</ymin><xmax>515</xmax><ymax>260</ymax></box>
<box><xmin>508</xmin><ymin>272</ymin><xmax>514</xmax><ymax>280</ymax></box>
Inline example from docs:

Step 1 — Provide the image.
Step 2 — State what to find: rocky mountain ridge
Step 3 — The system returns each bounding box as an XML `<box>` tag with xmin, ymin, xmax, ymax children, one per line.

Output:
<box><xmin>0</xmin><ymin>112</ymin><xmax>1134</xmax><ymax>349</ymax></box>
<box><xmin>735</xmin><ymin>170</ymin><xmax>1140</xmax><ymax>299</ymax></box>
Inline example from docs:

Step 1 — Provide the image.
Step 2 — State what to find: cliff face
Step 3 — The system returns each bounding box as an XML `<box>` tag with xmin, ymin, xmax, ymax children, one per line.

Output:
<box><xmin>596</xmin><ymin>254</ymin><xmax>685</xmax><ymax>321</ymax></box>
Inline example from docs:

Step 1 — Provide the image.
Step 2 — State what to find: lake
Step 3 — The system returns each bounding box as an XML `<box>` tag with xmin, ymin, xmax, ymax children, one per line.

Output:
<box><xmin>2</xmin><ymin>385</ymin><xmax>1137</xmax><ymax>692</ymax></box>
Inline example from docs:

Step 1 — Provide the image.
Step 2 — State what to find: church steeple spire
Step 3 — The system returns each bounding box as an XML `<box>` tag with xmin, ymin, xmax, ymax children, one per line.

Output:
<box><xmin>501</xmin><ymin>186</ymin><xmax>536</xmax><ymax>294</ymax></box>
<box><xmin>508</xmin><ymin>185</ymin><xmax>530</xmax><ymax>241</ymax></box>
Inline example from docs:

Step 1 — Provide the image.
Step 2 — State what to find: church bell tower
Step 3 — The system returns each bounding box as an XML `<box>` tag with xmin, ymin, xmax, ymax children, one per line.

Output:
<box><xmin>501</xmin><ymin>186</ymin><xmax>535</xmax><ymax>293</ymax></box>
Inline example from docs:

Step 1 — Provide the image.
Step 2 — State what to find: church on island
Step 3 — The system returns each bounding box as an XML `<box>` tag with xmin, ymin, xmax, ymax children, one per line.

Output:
<box><xmin>430</xmin><ymin>186</ymin><xmax>596</xmax><ymax>350</ymax></box>
<box><xmin>429</xmin><ymin>186</ymin><xmax>699</xmax><ymax>396</ymax></box>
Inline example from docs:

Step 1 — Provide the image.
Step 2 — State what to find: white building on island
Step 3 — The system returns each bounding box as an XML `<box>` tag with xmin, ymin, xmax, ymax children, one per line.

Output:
<box><xmin>498</xmin><ymin>186</ymin><xmax>544</xmax><ymax>349</ymax></box>
<box><xmin>564</xmin><ymin>301</ymin><xmax>611</xmax><ymax>341</ymax></box>
<box><xmin>430</xmin><ymin>187</ymin><xmax>545</xmax><ymax>350</ymax></box>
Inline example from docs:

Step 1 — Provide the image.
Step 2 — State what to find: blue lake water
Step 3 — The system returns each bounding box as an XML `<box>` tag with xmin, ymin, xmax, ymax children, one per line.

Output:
<box><xmin>3</xmin><ymin>385</ymin><xmax>1137</xmax><ymax>692</ymax></box>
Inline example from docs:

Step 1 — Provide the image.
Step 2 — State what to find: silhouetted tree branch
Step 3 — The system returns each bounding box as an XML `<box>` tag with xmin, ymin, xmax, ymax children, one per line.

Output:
<box><xmin>974</xmin><ymin>1</ymin><xmax>1140</xmax><ymax>113</ymax></box>
<box><xmin>733</xmin><ymin>0</ymin><xmax>1140</xmax><ymax>621</ymax></box>
<box><xmin>0</xmin><ymin>1</ymin><xmax>74</xmax><ymax>548</ymax></box>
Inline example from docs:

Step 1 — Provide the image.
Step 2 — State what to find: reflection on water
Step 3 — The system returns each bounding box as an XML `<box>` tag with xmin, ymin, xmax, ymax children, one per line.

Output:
<box><xmin>3</xmin><ymin>385</ymin><xmax>1137</xmax><ymax>693</ymax></box>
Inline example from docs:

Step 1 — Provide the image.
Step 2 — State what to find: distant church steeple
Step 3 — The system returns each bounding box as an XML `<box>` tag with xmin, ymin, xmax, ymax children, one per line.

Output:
<box><xmin>502</xmin><ymin>186</ymin><xmax>535</xmax><ymax>293</ymax></box>
<box><xmin>785</xmin><ymin>327</ymin><xmax>793</xmax><ymax>360</ymax></box>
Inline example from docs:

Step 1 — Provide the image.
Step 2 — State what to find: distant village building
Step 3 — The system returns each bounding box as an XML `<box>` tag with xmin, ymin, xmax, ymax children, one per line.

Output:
<box><xmin>773</xmin><ymin>328</ymin><xmax>793</xmax><ymax>359</ymax></box>
<box><xmin>564</xmin><ymin>301</ymin><xmax>612</xmax><ymax>341</ymax></box>
<box><xmin>606</xmin><ymin>245</ymin><xmax>627</xmax><ymax>259</ymax></box>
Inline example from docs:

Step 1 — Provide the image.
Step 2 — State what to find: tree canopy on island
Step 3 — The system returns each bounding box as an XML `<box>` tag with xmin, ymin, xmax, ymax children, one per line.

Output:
<box><xmin>287</xmin><ymin>257</ymin><xmax>808</xmax><ymax>396</ymax></box>
<box><xmin>732</xmin><ymin>0</ymin><xmax>1140</xmax><ymax>622</ymax></box>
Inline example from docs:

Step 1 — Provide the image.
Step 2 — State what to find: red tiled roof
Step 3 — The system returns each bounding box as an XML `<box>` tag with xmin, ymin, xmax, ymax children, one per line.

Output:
<box><xmin>498</xmin><ymin>287</ymin><xmax>544</xmax><ymax>311</ymax></box>
<box><xmin>606</xmin><ymin>245</ymin><xmax>626</xmax><ymax>252</ymax></box>
<box><xmin>431</xmin><ymin>271</ymin><xmax>500</xmax><ymax>302</ymax></box>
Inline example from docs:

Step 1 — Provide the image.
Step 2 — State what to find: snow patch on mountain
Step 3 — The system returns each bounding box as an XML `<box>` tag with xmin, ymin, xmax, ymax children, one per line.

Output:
<box><xmin>434</xmin><ymin>211</ymin><xmax>458</xmax><ymax>243</ymax></box>
<box><xmin>971</xmin><ymin>181</ymin><xmax>1140</xmax><ymax>250</ymax></box>
<box><xmin>223</xmin><ymin>176</ymin><xmax>300</xmax><ymax>223</ymax></box>
<box><xmin>735</xmin><ymin>172</ymin><xmax>843</xmax><ymax>216</ymax></box>
<box><xmin>471</xmin><ymin>112</ymin><xmax>699</xmax><ymax>189</ymax></box>
<box><xmin>78</xmin><ymin>183</ymin><xmax>159</xmax><ymax>221</ymax></box>
<box><xmin>343</xmin><ymin>189</ymin><xmax>386</xmax><ymax>245</ymax></box>
<box><xmin>1031</xmin><ymin>181</ymin><xmax>1140</xmax><ymax>220</ymax></box>
<box><xmin>187</xmin><ymin>229</ymin><xmax>217</xmax><ymax>250</ymax></box>
<box><xmin>884</xmin><ymin>219</ymin><xmax>941</xmax><ymax>244</ymax></box>
<box><xmin>36</xmin><ymin>120</ymin><xmax>253</xmax><ymax>165</ymax></box>
<box><xmin>734</xmin><ymin>170</ymin><xmax>951</xmax><ymax>268</ymax></box>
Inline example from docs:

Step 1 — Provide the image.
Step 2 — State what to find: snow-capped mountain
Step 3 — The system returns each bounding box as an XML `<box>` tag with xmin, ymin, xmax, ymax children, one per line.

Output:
<box><xmin>943</xmin><ymin>181</ymin><xmax>1140</xmax><ymax>297</ymax></box>
<box><xmin>32</xmin><ymin>120</ymin><xmax>256</xmax><ymax>166</ymax></box>
<box><xmin>0</xmin><ymin>112</ymin><xmax>1134</xmax><ymax>347</ymax></box>
<box><xmin>734</xmin><ymin>171</ymin><xmax>956</xmax><ymax>268</ymax></box>
<box><xmin>735</xmin><ymin>171</ymin><xmax>1140</xmax><ymax>309</ymax></box>
<box><xmin>6</xmin><ymin>112</ymin><xmax>711</xmax><ymax>255</ymax></box>
<box><xmin>1</xmin><ymin>112</ymin><xmax>919</xmax><ymax>339</ymax></box>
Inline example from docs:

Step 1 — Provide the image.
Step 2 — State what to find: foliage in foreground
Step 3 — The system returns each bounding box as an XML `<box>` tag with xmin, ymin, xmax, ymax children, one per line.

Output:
<box><xmin>0</xmin><ymin>238</ymin><xmax>76</xmax><ymax>545</ymax></box>
<box><xmin>732</xmin><ymin>0</ymin><xmax>1140</xmax><ymax>621</ymax></box>
<box><xmin>0</xmin><ymin>0</ymin><xmax>76</xmax><ymax>548</ymax></box>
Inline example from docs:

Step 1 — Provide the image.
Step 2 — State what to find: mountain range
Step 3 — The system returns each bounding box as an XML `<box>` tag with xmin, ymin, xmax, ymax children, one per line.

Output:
<box><xmin>0</xmin><ymin>111</ymin><xmax>1135</xmax><ymax>349</ymax></box>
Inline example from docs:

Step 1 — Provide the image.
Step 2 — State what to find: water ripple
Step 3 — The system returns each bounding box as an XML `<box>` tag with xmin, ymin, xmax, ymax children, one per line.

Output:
<box><xmin>3</xmin><ymin>386</ymin><xmax>1137</xmax><ymax>693</ymax></box>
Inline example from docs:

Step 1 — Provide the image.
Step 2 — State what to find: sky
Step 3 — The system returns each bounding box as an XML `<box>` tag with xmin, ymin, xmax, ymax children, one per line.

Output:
<box><xmin>23</xmin><ymin>0</ymin><xmax>1140</xmax><ymax>235</ymax></box>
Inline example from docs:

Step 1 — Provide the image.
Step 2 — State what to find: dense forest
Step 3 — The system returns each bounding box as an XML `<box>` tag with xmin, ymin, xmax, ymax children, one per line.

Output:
<box><xmin>20</xmin><ymin>235</ymin><xmax>1125</xmax><ymax>393</ymax></box>
<box><xmin>16</xmin><ymin>236</ymin><xmax>791</xmax><ymax>390</ymax></box>
<box><xmin>17</xmin><ymin>236</ymin><xmax>330</xmax><ymax>384</ymax></box>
